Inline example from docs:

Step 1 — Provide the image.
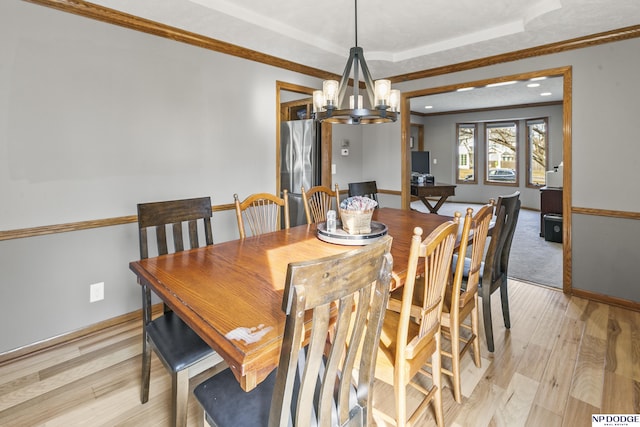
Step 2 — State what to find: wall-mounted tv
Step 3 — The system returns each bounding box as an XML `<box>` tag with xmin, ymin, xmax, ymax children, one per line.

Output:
<box><xmin>411</xmin><ymin>151</ymin><xmax>430</xmax><ymax>175</ymax></box>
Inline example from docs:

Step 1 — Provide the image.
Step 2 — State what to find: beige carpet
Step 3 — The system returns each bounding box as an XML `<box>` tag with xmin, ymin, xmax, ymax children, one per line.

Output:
<box><xmin>410</xmin><ymin>200</ymin><xmax>563</xmax><ymax>288</ymax></box>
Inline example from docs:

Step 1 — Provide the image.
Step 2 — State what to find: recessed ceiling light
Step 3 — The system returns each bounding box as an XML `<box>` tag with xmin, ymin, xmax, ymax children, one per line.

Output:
<box><xmin>527</xmin><ymin>83</ymin><xmax>541</xmax><ymax>88</ymax></box>
<box><xmin>424</xmin><ymin>105</ymin><xmax>433</xmax><ymax>109</ymax></box>
<box><xmin>540</xmin><ymin>92</ymin><xmax>552</xmax><ymax>96</ymax></box>
<box><xmin>486</xmin><ymin>81</ymin><xmax>517</xmax><ymax>87</ymax></box>
<box><xmin>531</xmin><ymin>76</ymin><xmax>548</xmax><ymax>81</ymax></box>
<box><xmin>456</xmin><ymin>87</ymin><xmax>474</xmax><ymax>92</ymax></box>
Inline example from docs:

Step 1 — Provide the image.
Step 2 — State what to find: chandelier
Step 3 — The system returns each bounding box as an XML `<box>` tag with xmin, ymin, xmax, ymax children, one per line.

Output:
<box><xmin>313</xmin><ymin>0</ymin><xmax>400</xmax><ymax>125</ymax></box>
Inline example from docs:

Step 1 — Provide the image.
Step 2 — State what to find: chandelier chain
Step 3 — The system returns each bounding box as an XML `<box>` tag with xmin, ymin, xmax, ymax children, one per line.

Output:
<box><xmin>354</xmin><ymin>0</ymin><xmax>358</xmax><ymax>47</ymax></box>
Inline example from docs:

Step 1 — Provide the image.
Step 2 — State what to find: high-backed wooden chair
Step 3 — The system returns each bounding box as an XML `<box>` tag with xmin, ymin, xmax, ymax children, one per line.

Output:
<box><xmin>193</xmin><ymin>235</ymin><xmax>394</xmax><ymax>427</ymax></box>
<box><xmin>441</xmin><ymin>202</ymin><xmax>494</xmax><ymax>403</ymax></box>
<box><xmin>301</xmin><ymin>184</ymin><xmax>340</xmax><ymax>224</ymax></box>
<box><xmin>234</xmin><ymin>190</ymin><xmax>290</xmax><ymax>238</ymax></box>
<box><xmin>137</xmin><ymin>197</ymin><xmax>218</xmax><ymax>427</ymax></box>
<box><xmin>348</xmin><ymin>180</ymin><xmax>379</xmax><ymax>205</ymax></box>
<box><xmin>479</xmin><ymin>191</ymin><xmax>521</xmax><ymax>352</ymax></box>
<box><xmin>374</xmin><ymin>216</ymin><xmax>460</xmax><ymax>427</ymax></box>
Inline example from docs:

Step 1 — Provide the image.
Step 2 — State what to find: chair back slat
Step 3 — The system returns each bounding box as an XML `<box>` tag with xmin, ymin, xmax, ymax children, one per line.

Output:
<box><xmin>155</xmin><ymin>225</ymin><xmax>169</xmax><ymax>256</ymax></box>
<box><xmin>302</xmin><ymin>184</ymin><xmax>340</xmax><ymax>224</ymax></box>
<box><xmin>187</xmin><ymin>220</ymin><xmax>199</xmax><ymax>249</ymax></box>
<box><xmin>139</xmin><ymin>228</ymin><xmax>149</xmax><ymax>259</ymax></box>
<box><xmin>299</xmin><ymin>303</ymin><xmax>332</xmax><ymax>426</ymax></box>
<box><xmin>234</xmin><ymin>191</ymin><xmax>290</xmax><ymax>239</ymax></box>
<box><xmin>269</xmin><ymin>235</ymin><xmax>393</xmax><ymax>427</ymax></box>
<box><xmin>172</xmin><ymin>223</ymin><xmax>184</xmax><ymax>253</ymax></box>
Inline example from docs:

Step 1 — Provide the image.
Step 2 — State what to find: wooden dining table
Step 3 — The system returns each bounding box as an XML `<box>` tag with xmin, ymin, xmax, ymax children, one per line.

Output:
<box><xmin>129</xmin><ymin>207</ymin><xmax>454</xmax><ymax>392</ymax></box>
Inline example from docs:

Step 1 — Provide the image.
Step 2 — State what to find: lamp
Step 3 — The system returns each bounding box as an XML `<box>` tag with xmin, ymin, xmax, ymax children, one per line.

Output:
<box><xmin>313</xmin><ymin>0</ymin><xmax>400</xmax><ymax>125</ymax></box>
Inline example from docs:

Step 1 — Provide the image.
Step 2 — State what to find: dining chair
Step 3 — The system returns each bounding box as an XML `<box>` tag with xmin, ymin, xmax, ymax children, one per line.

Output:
<box><xmin>234</xmin><ymin>190</ymin><xmax>290</xmax><ymax>238</ymax></box>
<box><xmin>441</xmin><ymin>202</ymin><xmax>494</xmax><ymax>403</ymax></box>
<box><xmin>478</xmin><ymin>191</ymin><xmax>521</xmax><ymax>352</ymax></box>
<box><xmin>137</xmin><ymin>197</ymin><xmax>219</xmax><ymax>427</ymax></box>
<box><xmin>374</xmin><ymin>215</ymin><xmax>460</xmax><ymax>427</ymax></box>
<box><xmin>348</xmin><ymin>180</ymin><xmax>379</xmax><ymax>205</ymax></box>
<box><xmin>193</xmin><ymin>235</ymin><xmax>394</xmax><ymax>427</ymax></box>
<box><xmin>301</xmin><ymin>184</ymin><xmax>340</xmax><ymax>224</ymax></box>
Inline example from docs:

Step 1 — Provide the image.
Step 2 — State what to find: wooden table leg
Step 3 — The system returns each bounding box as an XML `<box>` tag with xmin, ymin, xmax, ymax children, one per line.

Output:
<box><xmin>419</xmin><ymin>196</ymin><xmax>450</xmax><ymax>214</ymax></box>
<box><xmin>431</xmin><ymin>196</ymin><xmax>450</xmax><ymax>214</ymax></box>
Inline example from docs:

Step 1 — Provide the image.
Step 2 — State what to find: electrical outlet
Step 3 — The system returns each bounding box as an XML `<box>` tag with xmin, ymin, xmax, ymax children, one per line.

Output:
<box><xmin>90</xmin><ymin>282</ymin><xmax>104</xmax><ymax>303</ymax></box>
<box><xmin>433</xmin><ymin>158</ymin><xmax>437</xmax><ymax>164</ymax></box>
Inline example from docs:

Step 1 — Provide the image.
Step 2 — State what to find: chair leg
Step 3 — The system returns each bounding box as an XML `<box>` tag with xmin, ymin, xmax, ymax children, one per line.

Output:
<box><xmin>482</xmin><ymin>290</ymin><xmax>495</xmax><ymax>353</ymax></box>
<box><xmin>432</xmin><ymin>333</ymin><xmax>444</xmax><ymax>427</ymax></box>
<box><xmin>140</xmin><ymin>334</ymin><xmax>151</xmax><ymax>404</ymax></box>
<box><xmin>172</xmin><ymin>369</ymin><xmax>190</xmax><ymax>427</ymax></box>
<box><xmin>450</xmin><ymin>314</ymin><xmax>462</xmax><ymax>404</ymax></box>
<box><xmin>471</xmin><ymin>303</ymin><xmax>481</xmax><ymax>367</ymax></box>
<box><xmin>395</xmin><ymin>370</ymin><xmax>408</xmax><ymax>427</ymax></box>
<box><xmin>140</xmin><ymin>284</ymin><xmax>153</xmax><ymax>404</ymax></box>
<box><xmin>500</xmin><ymin>282</ymin><xmax>511</xmax><ymax>329</ymax></box>
<box><xmin>195</xmin><ymin>397</ymin><xmax>208</xmax><ymax>427</ymax></box>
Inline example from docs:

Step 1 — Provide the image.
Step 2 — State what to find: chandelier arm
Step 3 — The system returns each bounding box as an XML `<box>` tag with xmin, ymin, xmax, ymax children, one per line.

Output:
<box><xmin>354</xmin><ymin>47</ymin><xmax>376</xmax><ymax>107</ymax></box>
<box><xmin>336</xmin><ymin>48</ymin><xmax>356</xmax><ymax>108</ymax></box>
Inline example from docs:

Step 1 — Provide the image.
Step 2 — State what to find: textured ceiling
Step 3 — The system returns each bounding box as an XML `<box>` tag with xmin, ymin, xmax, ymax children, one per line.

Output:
<box><xmin>87</xmin><ymin>0</ymin><xmax>638</xmax><ymax>112</ymax></box>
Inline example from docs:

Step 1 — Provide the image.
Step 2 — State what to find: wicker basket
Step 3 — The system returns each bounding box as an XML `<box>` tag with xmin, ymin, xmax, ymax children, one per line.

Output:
<box><xmin>340</xmin><ymin>208</ymin><xmax>374</xmax><ymax>234</ymax></box>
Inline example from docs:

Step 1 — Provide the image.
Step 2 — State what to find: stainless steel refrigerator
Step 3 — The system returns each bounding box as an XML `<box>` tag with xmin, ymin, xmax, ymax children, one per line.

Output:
<box><xmin>280</xmin><ymin>119</ymin><xmax>321</xmax><ymax>226</ymax></box>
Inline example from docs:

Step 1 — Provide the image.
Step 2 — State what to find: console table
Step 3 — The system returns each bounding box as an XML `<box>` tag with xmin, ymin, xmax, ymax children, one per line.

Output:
<box><xmin>540</xmin><ymin>186</ymin><xmax>563</xmax><ymax>237</ymax></box>
<box><xmin>411</xmin><ymin>183</ymin><xmax>456</xmax><ymax>214</ymax></box>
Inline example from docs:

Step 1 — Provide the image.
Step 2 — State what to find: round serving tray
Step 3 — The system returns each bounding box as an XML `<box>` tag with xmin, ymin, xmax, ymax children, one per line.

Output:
<box><xmin>317</xmin><ymin>221</ymin><xmax>388</xmax><ymax>246</ymax></box>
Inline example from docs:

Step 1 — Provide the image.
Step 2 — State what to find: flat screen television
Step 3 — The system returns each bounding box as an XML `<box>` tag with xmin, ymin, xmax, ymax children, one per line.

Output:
<box><xmin>411</xmin><ymin>151</ymin><xmax>430</xmax><ymax>175</ymax></box>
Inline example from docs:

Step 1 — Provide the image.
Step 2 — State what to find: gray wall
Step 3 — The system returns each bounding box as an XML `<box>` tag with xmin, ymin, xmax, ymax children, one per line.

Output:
<box><xmin>0</xmin><ymin>1</ymin><xmax>324</xmax><ymax>353</ymax></box>
<box><xmin>1</xmin><ymin>1</ymin><xmax>638</xmax><ymax>354</ymax></box>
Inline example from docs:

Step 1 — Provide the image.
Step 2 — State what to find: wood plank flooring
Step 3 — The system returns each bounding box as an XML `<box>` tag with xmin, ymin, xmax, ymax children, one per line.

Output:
<box><xmin>1</xmin><ymin>279</ymin><xmax>638</xmax><ymax>426</ymax></box>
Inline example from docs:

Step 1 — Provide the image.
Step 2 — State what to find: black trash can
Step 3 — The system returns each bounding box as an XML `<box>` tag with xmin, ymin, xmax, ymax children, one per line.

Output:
<box><xmin>543</xmin><ymin>214</ymin><xmax>563</xmax><ymax>243</ymax></box>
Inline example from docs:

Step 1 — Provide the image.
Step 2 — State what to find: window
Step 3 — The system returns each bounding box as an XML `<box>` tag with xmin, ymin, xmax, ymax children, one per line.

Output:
<box><xmin>526</xmin><ymin>118</ymin><xmax>548</xmax><ymax>187</ymax></box>
<box><xmin>486</xmin><ymin>122</ymin><xmax>517</xmax><ymax>184</ymax></box>
<box><xmin>456</xmin><ymin>123</ymin><xmax>477</xmax><ymax>183</ymax></box>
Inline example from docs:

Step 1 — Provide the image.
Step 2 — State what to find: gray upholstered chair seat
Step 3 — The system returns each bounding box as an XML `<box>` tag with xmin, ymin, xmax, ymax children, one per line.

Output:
<box><xmin>146</xmin><ymin>312</ymin><xmax>213</xmax><ymax>372</ymax></box>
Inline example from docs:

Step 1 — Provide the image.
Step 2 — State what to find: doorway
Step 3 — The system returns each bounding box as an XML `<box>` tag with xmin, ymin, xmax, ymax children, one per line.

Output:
<box><xmin>400</xmin><ymin>66</ymin><xmax>572</xmax><ymax>293</ymax></box>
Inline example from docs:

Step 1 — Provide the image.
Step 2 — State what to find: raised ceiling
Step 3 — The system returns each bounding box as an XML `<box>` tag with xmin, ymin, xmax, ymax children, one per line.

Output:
<box><xmin>90</xmin><ymin>0</ymin><xmax>639</xmax><ymax>78</ymax></box>
<box><xmin>77</xmin><ymin>0</ymin><xmax>638</xmax><ymax>112</ymax></box>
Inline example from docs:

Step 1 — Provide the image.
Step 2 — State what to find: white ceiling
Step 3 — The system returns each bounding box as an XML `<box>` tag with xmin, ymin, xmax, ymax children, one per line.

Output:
<box><xmin>88</xmin><ymin>0</ymin><xmax>638</xmax><ymax>112</ymax></box>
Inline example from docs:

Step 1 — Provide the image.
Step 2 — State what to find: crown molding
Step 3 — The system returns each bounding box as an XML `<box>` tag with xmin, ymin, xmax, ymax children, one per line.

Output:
<box><xmin>23</xmin><ymin>1</ymin><xmax>640</xmax><ymax>83</ymax></box>
<box><xmin>389</xmin><ymin>25</ymin><xmax>640</xmax><ymax>82</ymax></box>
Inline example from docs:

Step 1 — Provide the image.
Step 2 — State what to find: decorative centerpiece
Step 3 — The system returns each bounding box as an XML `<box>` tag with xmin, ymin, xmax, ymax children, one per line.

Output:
<box><xmin>340</xmin><ymin>196</ymin><xmax>378</xmax><ymax>234</ymax></box>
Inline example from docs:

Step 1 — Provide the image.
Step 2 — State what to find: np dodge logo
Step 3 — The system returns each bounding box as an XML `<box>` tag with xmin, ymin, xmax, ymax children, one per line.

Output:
<box><xmin>592</xmin><ymin>414</ymin><xmax>640</xmax><ymax>427</ymax></box>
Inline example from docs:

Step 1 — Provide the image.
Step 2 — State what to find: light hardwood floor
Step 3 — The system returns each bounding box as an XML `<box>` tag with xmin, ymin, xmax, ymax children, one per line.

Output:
<box><xmin>1</xmin><ymin>279</ymin><xmax>638</xmax><ymax>426</ymax></box>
